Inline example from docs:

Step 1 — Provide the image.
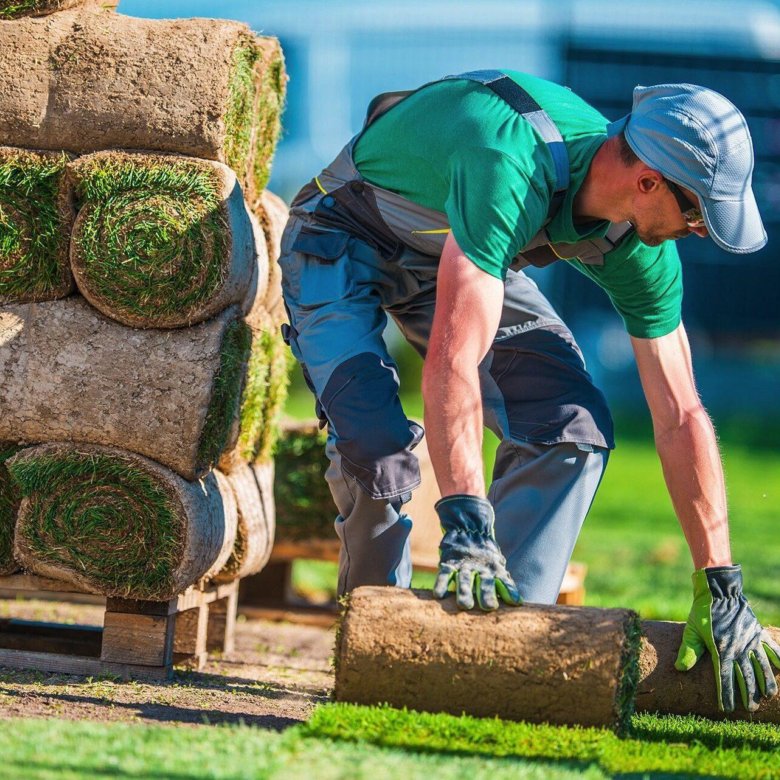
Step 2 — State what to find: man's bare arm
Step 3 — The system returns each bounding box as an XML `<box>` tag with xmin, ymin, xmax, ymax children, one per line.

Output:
<box><xmin>631</xmin><ymin>323</ymin><xmax>731</xmax><ymax>568</ymax></box>
<box><xmin>422</xmin><ymin>233</ymin><xmax>504</xmax><ymax>497</ymax></box>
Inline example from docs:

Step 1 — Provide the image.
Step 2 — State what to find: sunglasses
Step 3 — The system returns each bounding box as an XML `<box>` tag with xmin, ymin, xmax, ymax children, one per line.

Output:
<box><xmin>665</xmin><ymin>179</ymin><xmax>706</xmax><ymax>229</ymax></box>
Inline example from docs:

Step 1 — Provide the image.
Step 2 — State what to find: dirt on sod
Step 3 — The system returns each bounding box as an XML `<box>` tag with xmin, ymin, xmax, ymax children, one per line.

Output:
<box><xmin>0</xmin><ymin>597</ymin><xmax>334</xmax><ymax>728</ymax></box>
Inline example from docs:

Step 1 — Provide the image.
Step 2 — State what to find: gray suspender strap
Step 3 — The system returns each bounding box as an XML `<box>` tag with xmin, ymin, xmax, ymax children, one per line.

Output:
<box><xmin>362</xmin><ymin>70</ymin><xmax>570</xmax><ymax>223</ymax></box>
<box><xmin>442</xmin><ymin>70</ymin><xmax>569</xmax><ymax>221</ymax></box>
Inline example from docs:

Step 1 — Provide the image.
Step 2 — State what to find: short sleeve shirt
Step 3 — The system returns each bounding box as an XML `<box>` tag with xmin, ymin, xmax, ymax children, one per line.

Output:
<box><xmin>352</xmin><ymin>70</ymin><xmax>682</xmax><ymax>339</ymax></box>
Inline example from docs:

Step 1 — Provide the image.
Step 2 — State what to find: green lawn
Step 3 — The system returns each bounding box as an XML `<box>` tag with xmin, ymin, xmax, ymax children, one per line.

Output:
<box><xmin>4</xmin><ymin>705</ymin><xmax>780</xmax><ymax>779</ymax></box>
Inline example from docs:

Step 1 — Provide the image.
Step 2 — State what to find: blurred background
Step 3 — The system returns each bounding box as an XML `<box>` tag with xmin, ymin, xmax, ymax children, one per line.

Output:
<box><xmin>121</xmin><ymin>0</ymin><xmax>780</xmax><ymax>618</ymax></box>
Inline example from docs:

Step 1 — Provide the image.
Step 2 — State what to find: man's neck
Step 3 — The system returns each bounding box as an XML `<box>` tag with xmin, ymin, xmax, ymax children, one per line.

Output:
<box><xmin>573</xmin><ymin>138</ymin><xmax>627</xmax><ymax>224</ymax></box>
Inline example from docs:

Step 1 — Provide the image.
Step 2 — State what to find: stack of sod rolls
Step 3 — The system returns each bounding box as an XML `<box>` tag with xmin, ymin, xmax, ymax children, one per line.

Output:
<box><xmin>0</xmin><ymin>3</ymin><xmax>289</xmax><ymax>599</ymax></box>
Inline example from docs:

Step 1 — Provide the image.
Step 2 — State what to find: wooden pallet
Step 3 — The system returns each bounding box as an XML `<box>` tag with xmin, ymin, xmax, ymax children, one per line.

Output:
<box><xmin>0</xmin><ymin>574</ymin><xmax>238</xmax><ymax>680</ymax></box>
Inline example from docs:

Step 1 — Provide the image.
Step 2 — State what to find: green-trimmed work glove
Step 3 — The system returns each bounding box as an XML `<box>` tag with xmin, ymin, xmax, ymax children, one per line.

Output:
<box><xmin>433</xmin><ymin>495</ymin><xmax>522</xmax><ymax>611</ymax></box>
<box><xmin>675</xmin><ymin>565</ymin><xmax>780</xmax><ymax>712</ymax></box>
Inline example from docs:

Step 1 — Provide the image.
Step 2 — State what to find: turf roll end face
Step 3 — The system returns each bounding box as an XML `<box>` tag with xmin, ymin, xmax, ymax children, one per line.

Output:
<box><xmin>68</xmin><ymin>151</ymin><xmax>257</xmax><ymax>329</ymax></box>
<box><xmin>0</xmin><ymin>148</ymin><xmax>74</xmax><ymax>304</ymax></box>
<box><xmin>8</xmin><ymin>443</ymin><xmax>236</xmax><ymax>600</ymax></box>
<box><xmin>211</xmin><ymin>461</ymin><xmax>275</xmax><ymax>583</ymax></box>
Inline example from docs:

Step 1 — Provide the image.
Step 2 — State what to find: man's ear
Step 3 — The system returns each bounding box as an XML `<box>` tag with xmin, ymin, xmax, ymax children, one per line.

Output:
<box><xmin>637</xmin><ymin>170</ymin><xmax>664</xmax><ymax>195</ymax></box>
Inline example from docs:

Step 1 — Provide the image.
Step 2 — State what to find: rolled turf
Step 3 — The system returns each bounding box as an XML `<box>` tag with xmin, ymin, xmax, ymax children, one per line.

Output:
<box><xmin>251</xmin><ymin>189</ymin><xmax>289</xmax><ymax>325</ymax></box>
<box><xmin>0</xmin><ymin>11</ymin><xmax>285</xmax><ymax>198</ymax></box>
<box><xmin>8</xmin><ymin>443</ymin><xmax>237</xmax><ymax>599</ymax></box>
<box><xmin>211</xmin><ymin>461</ymin><xmax>275</xmax><ymax>583</ymax></box>
<box><xmin>68</xmin><ymin>151</ymin><xmax>256</xmax><ymax>328</ymax></box>
<box><xmin>638</xmin><ymin>620</ymin><xmax>780</xmax><ymax>722</ymax></box>
<box><xmin>335</xmin><ymin>587</ymin><xmax>642</xmax><ymax>732</ymax></box>
<box><xmin>0</xmin><ymin>298</ymin><xmax>250</xmax><ymax>480</ymax></box>
<box><xmin>0</xmin><ymin>0</ymin><xmax>115</xmax><ymax>19</ymax></box>
<box><xmin>0</xmin><ymin>443</ymin><xmax>21</xmax><ymax>575</ymax></box>
<box><xmin>0</xmin><ymin>147</ymin><xmax>74</xmax><ymax>304</ymax></box>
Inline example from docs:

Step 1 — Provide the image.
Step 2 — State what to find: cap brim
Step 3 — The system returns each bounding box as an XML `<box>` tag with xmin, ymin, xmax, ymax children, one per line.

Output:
<box><xmin>700</xmin><ymin>187</ymin><xmax>767</xmax><ymax>254</ymax></box>
<box><xmin>606</xmin><ymin>114</ymin><xmax>629</xmax><ymax>138</ymax></box>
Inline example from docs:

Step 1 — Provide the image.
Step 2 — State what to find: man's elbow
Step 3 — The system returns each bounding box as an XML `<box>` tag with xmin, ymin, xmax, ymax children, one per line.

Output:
<box><xmin>652</xmin><ymin>402</ymin><xmax>712</xmax><ymax>443</ymax></box>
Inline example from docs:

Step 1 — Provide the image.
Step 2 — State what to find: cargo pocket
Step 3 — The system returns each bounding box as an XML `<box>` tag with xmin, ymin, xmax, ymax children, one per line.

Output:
<box><xmin>291</xmin><ymin>226</ymin><xmax>354</xmax><ymax>308</ymax></box>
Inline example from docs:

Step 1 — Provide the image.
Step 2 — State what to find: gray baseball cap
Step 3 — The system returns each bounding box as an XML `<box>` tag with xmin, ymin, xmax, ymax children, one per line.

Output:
<box><xmin>606</xmin><ymin>84</ymin><xmax>767</xmax><ymax>254</ymax></box>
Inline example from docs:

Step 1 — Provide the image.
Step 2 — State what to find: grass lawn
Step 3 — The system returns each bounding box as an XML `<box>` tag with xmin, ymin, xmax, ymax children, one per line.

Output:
<box><xmin>3</xmin><ymin>704</ymin><xmax>780</xmax><ymax>779</ymax></box>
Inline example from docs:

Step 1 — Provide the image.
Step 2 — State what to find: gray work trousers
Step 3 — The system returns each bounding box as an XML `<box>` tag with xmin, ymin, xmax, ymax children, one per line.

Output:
<box><xmin>278</xmin><ymin>147</ymin><xmax>614</xmax><ymax>605</ymax></box>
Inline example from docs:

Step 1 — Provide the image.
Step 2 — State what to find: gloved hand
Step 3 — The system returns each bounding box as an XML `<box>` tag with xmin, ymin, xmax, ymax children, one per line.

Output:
<box><xmin>675</xmin><ymin>564</ymin><xmax>780</xmax><ymax>712</ymax></box>
<box><xmin>432</xmin><ymin>494</ymin><xmax>522</xmax><ymax>611</ymax></box>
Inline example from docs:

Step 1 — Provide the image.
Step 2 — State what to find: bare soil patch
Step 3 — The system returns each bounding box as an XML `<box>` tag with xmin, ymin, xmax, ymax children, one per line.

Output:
<box><xmin>0</xmin><ymin>597</ymin><xmax>334</xmax><ymax>728</ymax></box>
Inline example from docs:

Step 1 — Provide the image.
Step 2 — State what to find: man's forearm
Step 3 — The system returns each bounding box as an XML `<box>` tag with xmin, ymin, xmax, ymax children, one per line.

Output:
<box><xmin>422</xmin><ymin>357</ymin><xmax>485</xmax><ymax>497</ymax></box>
<box><xmin>654</xmin><ymin>406</ymin><xmax>731</xmax><ymax>569</ymax></box>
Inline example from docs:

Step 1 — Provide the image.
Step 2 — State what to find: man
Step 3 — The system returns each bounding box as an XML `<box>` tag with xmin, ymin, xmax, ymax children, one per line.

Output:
<box><xmin>278</xmin><ymin>70</ymin><xmax>780</xmax><ymax>712</ymax></box>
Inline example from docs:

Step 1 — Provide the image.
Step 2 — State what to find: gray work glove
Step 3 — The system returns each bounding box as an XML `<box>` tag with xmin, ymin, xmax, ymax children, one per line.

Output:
<box><xmin>433</xmin><ymin>494</ymin><xmax>522</xmax><ymax>611</ymax></box>
<box><xmin>675</xmin><ymin>564</ymin><xmax>780</xmax><ymax>712</ymax></box>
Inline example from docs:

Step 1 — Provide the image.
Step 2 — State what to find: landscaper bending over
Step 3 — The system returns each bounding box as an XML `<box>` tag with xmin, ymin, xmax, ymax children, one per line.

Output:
<box><xmin>278</xmin><ymin>70</ymin><xmax>780</xmax><ymax>713</ymax></box>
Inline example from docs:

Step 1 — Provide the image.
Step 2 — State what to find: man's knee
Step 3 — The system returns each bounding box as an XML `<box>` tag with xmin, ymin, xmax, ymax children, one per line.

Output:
<box><xmin>322</xmin><ymin>352</ymin><xmax>423</xmax><ymax>500</ymax></box>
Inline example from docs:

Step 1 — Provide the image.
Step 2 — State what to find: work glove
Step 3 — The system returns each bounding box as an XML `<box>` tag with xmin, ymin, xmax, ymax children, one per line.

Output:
<box><xmin>432</xmin><ymin>494</ymin><xmax>522</xmax><ymax>611</ymax></box>
<box><xmin>675</xmin><ymin>564</ymin><xmax>780</xmax><ymax>712</ymax></box>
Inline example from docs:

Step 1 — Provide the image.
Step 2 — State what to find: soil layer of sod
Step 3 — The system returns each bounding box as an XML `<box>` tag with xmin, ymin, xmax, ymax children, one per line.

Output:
<box><xmin>8</xmin><ymin>444</ymin><xmax>233</xmax><ymax>599</ymax></box>
<box><xmin>0</xmin><ymin>13</ymin><xmax>285</xmax><ymax>198</ymax></box>
<box><xmin>0</xmin><ymin>148</ymin><xmax>73</xmax><ymax>303</ymax></box>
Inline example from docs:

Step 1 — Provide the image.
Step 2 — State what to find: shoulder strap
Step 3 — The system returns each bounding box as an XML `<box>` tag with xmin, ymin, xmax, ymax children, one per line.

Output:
<box><xmin>362</xmin><ymin>70</ymin><xmax>570</xmax><ymax>223</ymax></box>
<box><xmin>443</xmin><ymin>70</ymin><xmax>569</xmax><ymax>222</ymax></box>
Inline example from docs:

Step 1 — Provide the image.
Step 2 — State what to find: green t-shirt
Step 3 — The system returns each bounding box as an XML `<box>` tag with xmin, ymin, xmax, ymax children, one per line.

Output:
<box><xmin>353</xmin><ymin>70</ymin><xmax>682</xmax><ymax>339</ymax></box>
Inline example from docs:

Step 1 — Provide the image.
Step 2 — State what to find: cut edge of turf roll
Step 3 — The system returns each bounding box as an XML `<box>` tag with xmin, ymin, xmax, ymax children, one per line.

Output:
<box><xmin>68</xmin><ymin>151</ymin><xmax>256</xmax><ymax>329</ymax></box>
<box><xmin>8</xmin><ymin>443</ymin><xmax>233</xmax><ymax>599</ymax></box>
<box><xmin>0</xmin><ymin>0</ymin><xmax>116</xmax><ymax>19</ymax></box>
<box><xmin>0</xmin><ymin>147</ymin><xmax>74</xmax><ymax>304</ymax></box>
<box><xmin>0</xmin><ymin>443</ymin><xmax>21</xmax><ymax>575</ymax></box>
<box><xmin>211</xmin><ymin>460</ymin><xmax>275</xmax><ymax>583</ymax></box>
<box><xmin>615</xmin><ymin>610</ymin><xmax>643</xmax><ymax>735</ymax></box>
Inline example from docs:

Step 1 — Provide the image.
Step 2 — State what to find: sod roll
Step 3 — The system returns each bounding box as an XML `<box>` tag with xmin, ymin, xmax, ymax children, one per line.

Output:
<box><xmin>8</xmin><ymin>443</ymin><xmax>236</xmax><ymax>599</ymax></box>
<box><xmin>69</xmin><ymin>151</ymin><xmax>256</xmax><ymax>329</ymax></box>
<box><xmin>0</xmin><ymin>298</ymin><xmax>249</xmax><ymax>480</ymax></box>
<box><xmin>336</xmin><ymin>588</ymin><xmax>641</xmax><ymax>730</ymax></box>
<box><xmin>252</xmin><ymin>190</ymin><xmax>289</xmax><ymax>325</ymax></box>
<box><xmin>0</xmin><ymin>11</ymin><xmax>285</xmax><ymax>197</ymax></box>
<box><xmin>211</xmin><ymin>461</ymin><xmax>275</xmax><ymax>583</ymax></box>
<box><xmin>201</xmin><ymin>469</ymin><xmax>239</xmax><ymax>583</ymax></box>
<box><xmin>0</xmin><ymin>147</ymin><xmax>74</xmax><ymax>304</ymax></box>
<box><xmin>0</xmin><ymin>443</ymin><xmax>21</xmax><ymax>575</ymax></box>
<box><xmin>0</xmin><ymin>1</ymin><xmax>116</xmax><ymax>19</ymax></box>
<box><xmin>638</xmin><ymin>620</ymin><xmax>780</xmax><ymax>722</ymax></box>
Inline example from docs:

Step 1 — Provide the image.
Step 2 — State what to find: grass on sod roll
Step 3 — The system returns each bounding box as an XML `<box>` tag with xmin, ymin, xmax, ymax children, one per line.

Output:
<box><xmin>199</xmin><ymin>319</ymin><xmax>253</xmax><ymax>471</ymax></box>
<box><xmin>9</xmin><ymin>450</ymin><xmax>185</xmax><ymax>598</ymax></box>
<box><xmin>254</xmin><ymin>329</ymin><xmax>292</xmax><ymax>464</ymax></box>
<box><xmin>0</xmin><ymin>0</ymin><xmax>40</xmax><ymax>19</ymax></box>
<box><xmin>71</xmin><ymin>154</ymin><xmax>231</xmax><ymax>323</ymax></box>
<box><xmin>0</xmin><ymin>150</ymin><xmax>71</xmax><ymax>300</ymax></box>
<box><xmin>223</xmin><ymin>39</ymin><xmax>286</xmax><ymax>196</ymax></box>
<box><xmin>273</xmin><ymin>424</ymin><xmax>335</xmax><ymax>541</ymax></box>
<box><xmin>234</xmin><ymin>330</ymin><xmax>272</xmax><ymax>462</ymax></box>
<box><xmin>0</xmin><ymin>444</ymin><xmax>21</xmax><ymax>570</ymax></box>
